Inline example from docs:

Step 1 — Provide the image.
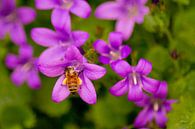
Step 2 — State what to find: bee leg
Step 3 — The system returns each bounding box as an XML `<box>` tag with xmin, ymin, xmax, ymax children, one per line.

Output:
<box><xmin>78</xmin><ymin>78</ymin><xmax>82</xmax><ymax>86</ymax></box>
<box><xmin>62</xmin><ymin>78</ymin><xmax>67</xmax><ymax>86</ymax></box>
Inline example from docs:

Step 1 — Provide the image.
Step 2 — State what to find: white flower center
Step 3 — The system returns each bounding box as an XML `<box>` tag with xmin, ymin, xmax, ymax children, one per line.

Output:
<box><xmin>153</xmin><ymin>102</ymin><xmax>159</xmax><ymax>112</ymax></box>
<box><xmin>22</xmin><ymin>61</ymin><xmax>33</xmax><ymax>72</ymax></box>
<box><xmin>109</xmin><ymin>51</ymin><xmax>120</xmax><ymax>60</ymax></box>
<box><xmin>62</xmin><ymin>0</ymin><xmax>73</xmax><ymax>10</ymax></box>
<box><xmin>127</xmin><ymin>6</ymin><xmax>138</xmax><ymax>18</ymax></box>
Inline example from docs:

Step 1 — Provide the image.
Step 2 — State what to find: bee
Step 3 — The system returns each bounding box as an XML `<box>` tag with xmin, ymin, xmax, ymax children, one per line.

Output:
<box><xmin>62</xmin><ymin>66</ymin><xmax>82</xmax><ymax>95</ymax></box>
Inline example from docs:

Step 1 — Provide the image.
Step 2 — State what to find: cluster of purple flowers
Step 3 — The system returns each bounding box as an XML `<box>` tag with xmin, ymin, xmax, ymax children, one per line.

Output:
<box><xmin>1</xmin><ymin>0</ymin><xmax>175</xmax><ymax>128</ymax></box>
<box><xmin>1</xmin><ymin>0</ymin><xmax>41</xmax><ymax>89</ymax></box>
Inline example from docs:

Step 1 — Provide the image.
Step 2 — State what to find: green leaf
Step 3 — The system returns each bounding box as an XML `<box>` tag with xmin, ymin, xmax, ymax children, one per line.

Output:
<box><xmin>33</xmin><ymin>77</ymin><xmax>71</xmax><ymax>117</ymax></box>
<box><xmin>0</xmin><ymin>105</ymin><xmax>36</xmax><ymax>129</ymax></box>
<box><xmin>167</xmin><ymin>96</ymin><xmax>195</xmax><ymax>129</ymax></box>
<box><xmin>171</xmin><ymin>8</ymin><xmax>195</xmax><ymax>63</ymax></box>
<box><xmin>92</xmin><ymin>94</ymin><xmax>133</xmax><ymax>129</ymax></box>
<box><xmin>169</xmin><ymin>71</ymin><xmax>195</xmax><ymax>98</ymax></box>
<box><xmin>146</xmin><ymin>46</ymin><xmax>173</xmax><ymax>79</ymax></box>
<box><xmin>173</xmin><ymin>0</ymin><xmax>190</xmax><ymax>5</ymax></box>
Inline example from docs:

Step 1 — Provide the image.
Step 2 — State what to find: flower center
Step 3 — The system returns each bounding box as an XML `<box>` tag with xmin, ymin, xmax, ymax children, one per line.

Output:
<box><xmin>21</xmin><ymin>61</ymin><xmax>33</xmax><ymax>72</ymax></box>
<box><xmin>129</xmin><ymin>72</ymin><xmax>140</xmax><ymax>86</ymax></box>
<box><xmin>153</xmin><ymin>102</ymin><xmax>159</xmax><ymax>112</ymax></box>
<box><xmin>62</xmin><ymin>0</ymin><xmax>73</xmax><ymax>10</ymax></box>
<box><xmin>109</xmin><ymin>51</ymin><xmax>120</xmax><ymax>60</ymax></box>
<box><xmin>127</xmin><ymin>5</ymin><xmax>138</xmax><ymax>18</ymax></box>
<box><xmin>4</xmin><ymin>12</ymin><xmax>17</xmax><ymax>23</ymax></box>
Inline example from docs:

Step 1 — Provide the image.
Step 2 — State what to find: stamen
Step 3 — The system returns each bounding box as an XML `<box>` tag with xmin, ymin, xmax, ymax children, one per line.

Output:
<box><xmin>132</xmin><ymin>73</ymin><xmax>138</xmax><ymax>85</ymax></box>
<box><xmin>153</xmin><ymin>102</ymin><xmax>159</xmax><ymax>112</ymax></box>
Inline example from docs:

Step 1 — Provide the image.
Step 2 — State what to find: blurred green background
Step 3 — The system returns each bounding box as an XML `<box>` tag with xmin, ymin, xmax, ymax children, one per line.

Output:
<box><xmin>0</xmin><ymin>0</ymin><xmax>195</xmax><ymax>129</ymax></box>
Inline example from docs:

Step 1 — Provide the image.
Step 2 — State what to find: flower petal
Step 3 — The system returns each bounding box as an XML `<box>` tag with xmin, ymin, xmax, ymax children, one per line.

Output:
<box><xmin>154</xmin><ymin>110</ymin><xmax>167</xmax><ymax>128</ymax></box>
<box><xmin>128</xmin><ymin>83</ymin><xmax>144</xmax><ymax>101</ymax></box>
<box><xmin>93</xmin><ymin>40</ymin><xmax>110</xmax><ymax>54</ymax></box>
<box><xmin>83</xmin><ymin>63</ymin><xmax>106</xmax><ymax>80</ymax></box>
<box><xmin>38</xmin><ymin>46</ymin><xmax>67</xmax><ymax>77</ymax></box>
<box><xmin>135</xmin><ymin>58</ymin><xmax>152</xmax><ymax>75</ymax></box>
<box><xmin>120</xmin><ymin>45</ymin><xmax>132</xmax><ymax>59</ymax></box>
<box><xmin>134</xmin><ymin>107</ymin><xmax>153</xmax><ymax>128</ymax></box>
<box><xmin>154</xmin><ymin>81</ymin><xmax>167</xmax><ymax>99</ymax></box>
<box><xmin>72</xmin><ymin>31</ymin><xmax>89</xmax><ymax>47</ymax></box>
<box><xmin>109</xmin><ymin>32</ymin><xmax>123</xmax><ymax>49</ymax></box>
<box><xmin>164</xmin><ymin>99</ymin><xmax>176</xmax><ymax>112</ymax></box>
<box><xmin>10</xmin><ymin>23</ymin><xmax>26</xmax><ymax>45</ymax></box>
<box><xmin>70</xmin><ymin>0</ymin><xmax>91</xmax><ymax>18</ymax></box>
<box><xmin>99</xmin><ymin>56</ymin><xmax>110</xmax><ymax>64</ymax></box>
<box><xmin>0</xmin><ymin>21</ymin><xmax>9</xmax><ymax>39</ymax></box>
<box><xmin>0</xmin><ymin>0</ymin><xmax>15</xmax><ymax>14</ymax></box>
<box><xmin>141</xmin><ymin>76</ymin><xmax>160</xmax><ymax>94</ymax></box>
<box><xmin>111</xmin><ymin>60</ymin><xmax>131</xmax><ymax>78</ymax></box>
<box><xmin>35</xmin><ymin>0</ymin><xmax>58</xmax><ymax>10</ymax></box>
<box><xmin>52</xmin><ymin>75</ymin><xmax>70</xmax><ymax>103</ymax></box>
<box><xmin>19</xmin><ymin>45</ymin><xmax>33</xmax><ymax>59</ymax></box>
<box><xmin>64</xmin><ymin>46</ymin><xmax>86</xmax><ymax>63</ymax></box>
<box><xmin>116</xmin><ymin>18</ymin><xmax>135</xmax><ymax>40</ymax></box>
<box><xmin>78</xmin><ymin>73</ymin><xmax>97</xmax><ymax>104</ymax></box>
<box><xmin>31</xmin><ymin>28</ymin><xmax>61</xmax><ymax>47</ymax></box>
<box><xmin>95</xmin><ymin>2</ymin><xmax>122</xmax><ymax>20</ymax></box>
<box><xmin>5</xmin><ymin>54</ymin><xmax>19</xmax><ymax>69</ymax></box>
<box><xmin>109</xmin><ymin>78</ymin><xmax>128</xmax><ymax>96</ymax></box>
<box><xmin>11</xmin><ymin>67</ymin><xmax>27</xmax><ymax>86</ymax></box>
<box><xmin>27</xmin><ymin>69</ymin><xmax>41</xmax><ymax>89</ymax></box>
<box><xmin>51</xmin><ymin>8</ymin><xmax>71</xmax><ymax>33</ymax></box>
<box><xmin>17</xmin><ymin>7</ymin><xmax>36</xmax><ymax>25</ymax></box>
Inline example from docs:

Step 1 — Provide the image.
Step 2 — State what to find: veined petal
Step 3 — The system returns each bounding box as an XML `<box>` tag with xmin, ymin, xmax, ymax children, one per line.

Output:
<box><xmin>154</xmin><ymin>81</ymin><xmax>167</xmax><ymax>99</ymax></box>
<box><xmin>116</xmin><ymin>18</ymin><xmax>135</xmax><ymax>40</ymax></box>
<box><xmin>109</xmin><ymin>78</ymin><xmax>128</xmax><ymax>96</ymax></box>
<box><xmin>27</xmin><ymin>69</ymin><xmax>41</xmax><ymax>89</ymax></box>
<box><xmin>111</xmin><ymin>60</ymin><xmax>131</xmax><ymax>78</ymax></box>
<box><xmin>134</xmin><ymin>107</ymin><xmax>153</xmax><ymax>128</ymax></box>
<box><xmin>5</xmin><ymin>54</ymin><xmax>19</xmax><ymax>69</ymax></box>
<box><xmin>128</xmin><ymin>83</ymin><xmax>144</xmax><ymax>101</ymax></box>
<box><xmin>10</xmin><ymin>23</ymin><xmax>26</xmax><ymax>45</ymax></box>
<box><xmin>95</xmin><ymin>2</ymin><xmax>122</xmax><ymax>20</ymax></box>
<box><xmin>17</xmin><ymin>7</ymin><xmax>36</xmax><ymax>25</ymax></box>
<box><xmin>154</xmin><ymin>110</ymin><xmax>167</xmax><ymax>128</ymax></box>
<box><xmin>120</xmin><ymin>45</ymin><xmax>132</xmax><ymax>59</ymax></box>
<box><xmin>70</xmin><ymin>0</ymin><xmax>91</xmax><ymax>18</ymax></box>
<box><xmin>83</xmin><ymin>63</ymin><xmax>106</xmax><ymax>80</ymax></box>
<box><xmin>51</xmin><ymin>8</ymin><xmax>71</xmax><ymax>33</ymax></box>
<box><xmin>72</xmin><ymin>31</ymin><xmax>89</xmax><ymax>47</ymax></box>
<box><xmin>99</xmin><ymin>56</ymin><xmax>110</xmax><ymax>64</ymax></box>
<box><xmin>78</xmin><ymin>73</ymin><xmax>97</xmax><ymax>104</ymax></box>
<box><xmin>11</xmin><ymin>66</ymin><xmax>27</xmax><ymax>86</ymax></box>
<box><xmin>141</xmin><ymin>76</ymin><xmax>160</xmax><ymax>94</ymax></box>
<box><xmin>52</xmin><ymin>75</ymin><xmax>70</xmax><ymax>103</ymax></box>
<box><xmin>0</xmin><ymin>0</ymin><xmax>15</xmax><ymax>14</ymax></box>
<box><xmin>109</xmin><ymin>32</ymin><xmax>123</xmax><ymax>49</ymax></box>
<box><xmin>64</xmin><ymin>46</ymin><xmax>85</xmax><ymax>63</ymax></box>
<box><xmin>38</xmin><ymin>46</ymin><xmax>67</xmax><ymax>77</ymax></box>
<box><xmin>135</xmin><ymin>58</ymin><xmax>152</xmax><ymax>75</ymax></box>
<box><xmin>93</xmin><ymin>40</ymin><xmax>110</xmax><ymax>54</ymax></box>
<box><xmin>31</xmin><ymin>28</ymin><xmax>61</xmax><ymax>47</ymax></box>
<box><xmin>35</xmin><ymin>0</ymin><xmax>58</xmax><ymax>10</ymax></box>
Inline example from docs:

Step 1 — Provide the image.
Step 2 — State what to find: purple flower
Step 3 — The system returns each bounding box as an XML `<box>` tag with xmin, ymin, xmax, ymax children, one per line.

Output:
<box><xmin>5</xmin><ymin>45</ymin><xmax>41</xmax><ymax>89</ymax></box>
<box><xmin>38</xmin><ymin>46</ymin><xmax>106</xmax><ymax>104</ymax></box>
<box><xmin>109</xmin><ymin>59</ymin><xmax>160</xmax><ymax>101</ymax></box>
<box><xmin>95</xmin><ymin>0</ymin><xmax>149</xmax><ymax>40</ymax></box>
<box><xmin>31</xmin><ymin>16</ymin><xmax>89</xmax><ymax>67</ymax></box>
<box><xmin>35</xmin><ymin>0</ymin><xmax>91</xmax><ymax>32</ymax></box>
<box><xmin>93</xmin><ymin>32</ymin><xmax>131</xmax><ymax>64</ymax></box>
<box><xmin>0</xmin><ymin>0</ymin><xmax>36</xmax><ymax>45</ymax></box>
<box><xmin>134</xmin><ymin>81</ymin><xmax>176</xmax><ymax>128</ymax></box>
